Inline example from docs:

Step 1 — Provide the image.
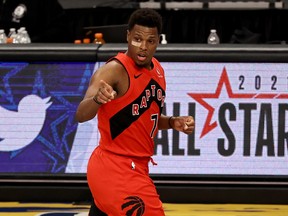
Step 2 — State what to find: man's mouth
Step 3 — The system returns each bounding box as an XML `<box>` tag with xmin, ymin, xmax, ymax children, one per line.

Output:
<box><xmin>137</xmin><ymin>54</ymin><xmax>147</xmax><ymax>61</ymax></box>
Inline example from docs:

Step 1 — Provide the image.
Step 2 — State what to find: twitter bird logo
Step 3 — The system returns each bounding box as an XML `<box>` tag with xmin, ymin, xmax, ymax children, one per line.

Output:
<box><xmin>0</xmin><ymin>95</ymin><xmax>52</xmax><ymax>151</ymax></box>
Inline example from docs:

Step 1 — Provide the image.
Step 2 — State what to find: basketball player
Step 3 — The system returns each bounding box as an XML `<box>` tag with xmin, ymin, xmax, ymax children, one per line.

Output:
<box><xmin>76</xmin><ymin>8</ymin><xmax>195</xmax><ymax>216</ymax></box>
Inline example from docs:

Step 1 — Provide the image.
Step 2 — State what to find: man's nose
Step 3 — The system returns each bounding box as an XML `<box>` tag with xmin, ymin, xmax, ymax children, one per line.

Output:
<box><xmin>139</xmin><ymin>41</ymin><xmax>148</xmax><ymax>50</ymax></box>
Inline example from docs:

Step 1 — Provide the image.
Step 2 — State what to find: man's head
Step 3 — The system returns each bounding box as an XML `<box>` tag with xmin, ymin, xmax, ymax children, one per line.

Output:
<box><xmin>126</xmin><ymin>8</ymin><xmax>163</xmax><ymax>69</ymax></box>
<box><xmin>128</xmin><ymin>8</ymin><xmax>162</xmax><ymax>35</ymax></box>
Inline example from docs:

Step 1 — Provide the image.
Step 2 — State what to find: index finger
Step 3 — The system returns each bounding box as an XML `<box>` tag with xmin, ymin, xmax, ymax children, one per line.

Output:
<box><xmin>99</xmin><ymin>79</ymin><xmax>116</xmax><ymax>98</ymax></box>
<box><xmin>99</xmin><ymin>79</ymin><xmax>111</xmax><ymax>88</ymax></box>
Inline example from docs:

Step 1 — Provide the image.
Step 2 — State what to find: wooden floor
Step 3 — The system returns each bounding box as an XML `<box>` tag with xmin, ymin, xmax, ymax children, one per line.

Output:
<box><xmin>0</xmin><ymin>202</ymin><xmax>287</xmax><ymax>216</ymax></box>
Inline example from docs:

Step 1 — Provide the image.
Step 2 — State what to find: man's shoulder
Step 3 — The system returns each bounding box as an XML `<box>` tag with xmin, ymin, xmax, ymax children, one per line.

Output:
<box><xmin>105</xmin><ymin>58</ymin><xmax>126</xmax><ymax>70</ymax></box>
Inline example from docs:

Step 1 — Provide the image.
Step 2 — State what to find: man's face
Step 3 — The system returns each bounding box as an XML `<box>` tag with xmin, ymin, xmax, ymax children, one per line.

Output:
<box><xmin>126</xmin><ymin>24</ymin><xmax>159</xmax><ymax>69</ymax></box>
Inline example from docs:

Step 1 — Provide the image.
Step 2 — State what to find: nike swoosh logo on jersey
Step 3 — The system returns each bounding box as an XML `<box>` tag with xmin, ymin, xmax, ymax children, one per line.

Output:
<box><xmin>134</xmin><ymin>73</ymin><xmax>143</xmax><ymax>79</ymax></box>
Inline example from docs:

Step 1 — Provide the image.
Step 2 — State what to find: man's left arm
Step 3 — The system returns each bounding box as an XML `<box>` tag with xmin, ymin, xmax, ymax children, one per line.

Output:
<box><xmin>158</xmin><ymin>114</ymin><xmax>195</xmax><ymax>134</ymax></box>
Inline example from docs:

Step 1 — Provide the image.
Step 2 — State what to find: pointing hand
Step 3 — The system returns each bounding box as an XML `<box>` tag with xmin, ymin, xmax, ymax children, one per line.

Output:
<box><xmin>93</xmin><ymin>80</ymin><xmax>117</xmax><ymax>105</ymax></box>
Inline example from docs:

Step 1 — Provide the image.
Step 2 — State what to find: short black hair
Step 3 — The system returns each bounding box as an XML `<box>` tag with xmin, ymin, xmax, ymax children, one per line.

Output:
<box><xmin>128</xmin><ymin>8</ymin><xmax>162</xmax><ymax>35</ymax></box>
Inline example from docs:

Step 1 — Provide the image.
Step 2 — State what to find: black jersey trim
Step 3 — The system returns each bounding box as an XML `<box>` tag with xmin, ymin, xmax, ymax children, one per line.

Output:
<box><xmin>109</xmin><ymin>79</ymin><xmax>165</xmax><ymax>140</ymax></box>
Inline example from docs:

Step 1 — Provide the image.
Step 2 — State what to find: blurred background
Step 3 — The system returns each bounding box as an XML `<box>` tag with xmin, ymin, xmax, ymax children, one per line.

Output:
<box><xmin>1</xmin><ymin>0</ymin><xmax>288</xmax><ymax>44</ymax></box>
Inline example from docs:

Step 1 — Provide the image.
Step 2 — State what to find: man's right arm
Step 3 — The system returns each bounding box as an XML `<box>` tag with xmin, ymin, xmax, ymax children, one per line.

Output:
<box><xmin>75</xmin><ymin>62</ymin><xmax>119</xmax><ymax>123</ymax></box>
<box><xmin>75</xmin><ymin>76</ymin><xmax>102</xmax><ymax>123</ymax></box>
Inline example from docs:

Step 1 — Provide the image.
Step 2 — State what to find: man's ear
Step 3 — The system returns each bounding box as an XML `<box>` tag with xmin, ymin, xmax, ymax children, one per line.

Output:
<box><xmin>126</xmin><ymin>30</ymin><xmax>130</xmax><ymax>42</ymax></box>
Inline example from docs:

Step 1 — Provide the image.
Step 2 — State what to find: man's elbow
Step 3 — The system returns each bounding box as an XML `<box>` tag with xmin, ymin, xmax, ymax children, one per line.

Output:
<box><xmin>75</xmin><ymin>111</ymin><xmax>86</xmax><ymax>123</ymax></box>
<box><xmin>75</xmin><ymin>111</ymin><xmax>95</xmax><ymax>123</ymax></box>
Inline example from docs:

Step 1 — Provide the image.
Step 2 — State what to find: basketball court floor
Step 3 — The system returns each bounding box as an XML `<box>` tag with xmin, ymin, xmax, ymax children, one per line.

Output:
<box><xmin>0</xmin><ymin>202</ymin><xmax>287</xmax><ymax>215</ymax></box>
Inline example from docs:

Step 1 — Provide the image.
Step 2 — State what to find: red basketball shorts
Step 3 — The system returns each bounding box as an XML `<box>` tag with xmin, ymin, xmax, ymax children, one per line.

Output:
<box><xmin>87</xmin><ymin>146</ymin><xmax>165</xmax><ymax>216</ymax></box>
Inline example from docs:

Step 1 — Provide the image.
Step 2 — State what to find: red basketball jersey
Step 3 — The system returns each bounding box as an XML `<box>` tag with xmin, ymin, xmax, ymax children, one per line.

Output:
<box><xmin>97</xmin><ymin>52</ymin><xmax>166</xmax><ymax>157</ymax></box>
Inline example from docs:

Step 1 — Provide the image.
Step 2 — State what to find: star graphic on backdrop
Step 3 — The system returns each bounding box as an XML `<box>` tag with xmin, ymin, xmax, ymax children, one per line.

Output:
<box><xmin>0</xmin><ymin>63</ymin><xmax>91</xmax><ymax>173</ymax></box>
<box><xmin>188</xmin><ymin>67</ymin><xmax>288</xmax><ymax>138</ymax></box>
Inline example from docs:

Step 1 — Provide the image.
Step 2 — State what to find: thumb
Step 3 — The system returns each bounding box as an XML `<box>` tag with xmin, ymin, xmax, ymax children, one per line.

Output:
<box><xmin>112</xmin><ymin>91</ymin><xmax>117</xmax><ymax>98</ymax></box>
<box><xmin>184</xmin><ymin>122</ymin><xmax>188</xmax><ymax>130</ymax></box>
